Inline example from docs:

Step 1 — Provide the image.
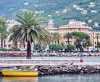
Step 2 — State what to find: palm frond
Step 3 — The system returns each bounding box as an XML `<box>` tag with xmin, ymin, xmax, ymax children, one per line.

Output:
<box><xmin>9</xmin><ymin>10</ymin><xmax>50</xmax><ymax>46</ymax></box>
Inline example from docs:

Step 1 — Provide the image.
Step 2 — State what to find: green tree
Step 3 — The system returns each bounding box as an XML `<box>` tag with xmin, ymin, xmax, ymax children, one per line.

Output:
<box><xmin>71</xmin><ymin>32</ymin><xmax>89</xmax><ymax>40</ymax></box>
<box><xmin>9</xmin><ymin>25</ymin><xmax>19</xmax><ymax>49</ymax></box>
<box><xmin>51</xmin><ymin>33</ymin><xmax>60</xmax><ymax>44</ymax></box>
<box><xmin>9</xmin><ymin>10</ymin><xmax>50</xmax><ymax>59</ymax></box>
<box><xmin>64</xmin><ymin>32</ymin><xmax>72</xmax><ymax>45</ymax></box>
<box><xmin>0</xmin><ymin>16</ymin><xmax>8</xmax><ymax>48</ymax></box>
<box><xmin>71</xmin><ymin>32</ymin><xmax>90</xmax><ymax>51</ymax></box>
<box><xmin>49</xmin><ymin>44</ymin><xmax>63</xmax><ymax>51</ymax></box>
<box><xmin>64</xmin><ymin>44</ymin><xmax>75</xmax><ymax>52</ymax></box>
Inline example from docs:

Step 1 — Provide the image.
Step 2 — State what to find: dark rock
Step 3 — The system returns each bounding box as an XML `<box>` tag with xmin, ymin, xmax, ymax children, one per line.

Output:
<box><xmin>35</xmin><ymin>65</ymin><xmax>100</xmax><ymax>76</ymax></box>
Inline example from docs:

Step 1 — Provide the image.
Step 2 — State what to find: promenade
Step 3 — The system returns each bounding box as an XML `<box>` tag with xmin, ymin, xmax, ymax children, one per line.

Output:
<box><xmin>0</xmin><ymin>56</ymin><xmax>100</xmax><ymax>66</ymax></box>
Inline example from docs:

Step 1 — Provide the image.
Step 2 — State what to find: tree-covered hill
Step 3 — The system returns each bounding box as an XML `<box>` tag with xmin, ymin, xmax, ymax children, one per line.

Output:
<box><xmin>0</xmin><ymin>0</ymin><xmax>100</xmax><ymax>30</ymax></box>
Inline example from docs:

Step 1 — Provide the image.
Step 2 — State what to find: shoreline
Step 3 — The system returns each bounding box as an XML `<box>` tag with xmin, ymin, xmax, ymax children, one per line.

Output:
<box><xmin>1</xmin><ymin>62</ymin><xmax>100</xmax><ymax>76</ymax></box>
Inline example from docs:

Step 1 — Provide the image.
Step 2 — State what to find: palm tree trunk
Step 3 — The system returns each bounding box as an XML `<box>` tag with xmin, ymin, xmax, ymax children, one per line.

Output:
<box><xmin>23</xmin><ymin>42</ymin><xmax>26</xmax><ymax>48</ymax></box>
<box><xmin>58</xmin><ymin>40</ymin><xmax>59</xmax><ymax>44</ymax></box>
<box><xmin>67</xmin><ymin>37</ymin><xmax>70</xmax><ymax>45</ymax></box>
<box><xmin>3</xmin><ymin>39</ymin><xmax>6</xmax><ymax>47</ymax></box>
<box><xmin>1</xmin><ymin>38</ymin><xmax>3</xmax><ymax>48</ymax></box>
<box><xmin>26</xmin><ymin>41</ymin><xmax>31</xmax><ymax>59</ymax></box>
<box><xmin>13</xmin><ymin>41</ymin><xmax>18</xmax><ymax>49</ymax></box>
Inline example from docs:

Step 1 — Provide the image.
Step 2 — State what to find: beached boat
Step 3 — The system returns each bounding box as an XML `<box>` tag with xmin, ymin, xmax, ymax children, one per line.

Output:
<box><xmin>1</xmin><ymin>70</ymin><xmax>38</xmax><ymax>77</ymax></box>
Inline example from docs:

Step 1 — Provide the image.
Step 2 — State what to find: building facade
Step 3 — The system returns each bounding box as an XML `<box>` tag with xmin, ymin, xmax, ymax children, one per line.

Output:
<box><xmin>46</xmin><ymin>20</ymin><xmax>100</xmax><ymax>47</ymax></box>
<box><xmin>1</xmin><ymin>19</ymin><xmax>99</xmax><ymax>49</ymax></box>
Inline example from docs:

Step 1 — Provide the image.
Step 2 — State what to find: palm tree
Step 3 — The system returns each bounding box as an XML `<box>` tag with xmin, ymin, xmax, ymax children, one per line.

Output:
<box><xmin>71</xmin><ymin>32</ymin><xmax>90</xmax><ymax>51</ymax></box>
<box><xmin>64</xmin><ymin>32</ymin><xmax>72</xmax><ymax>45</ymax></box>
<box><xmin>8</xmin><ymin>25</ymin><xmax>19</xmax><ymax>49</ymax></box>
<box><xmin>0</xmin><ymin>16</ymin><xmax>8</xmax><ymax>48</ymax></box>
<box><xmin>33</xmin><ymin>28</ymin><xmax>51</xmax><ymax>51</ymax></box>
<box><xmin>1</xmin><ymin>33</ymin><xmax>8</xmax><ymax>48</ymax></box>
<box><xmin>9</xmin><ymin>10</ymin><xmax>50</xmax><ymax>59</ymax></box>
<box><xmin>51</xmin><ymin>33</ymin><xmax>60</xmax><ymax>44</ymax></box>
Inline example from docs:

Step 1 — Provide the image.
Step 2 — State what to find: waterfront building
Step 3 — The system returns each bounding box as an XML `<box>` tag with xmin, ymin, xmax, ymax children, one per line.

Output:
<box><xmin>1</xmin><ymin>19</ymin><xmax>99</xmax><ymax>49</ymax></box>
<box><xmin>46</xmin><ymin>19</ymin><xmax>100</xmax><ymax>47</ymax></box>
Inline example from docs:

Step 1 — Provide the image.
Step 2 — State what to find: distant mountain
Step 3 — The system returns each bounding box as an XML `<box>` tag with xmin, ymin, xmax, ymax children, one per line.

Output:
<box><xmin>0</xmin><ymin>0</ymin><xmax>100</xmax><ymax>29</ymax></box>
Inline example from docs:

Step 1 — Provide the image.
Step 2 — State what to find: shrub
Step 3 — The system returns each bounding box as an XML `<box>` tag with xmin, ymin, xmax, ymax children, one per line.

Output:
<box><xmin>0</xmin><ymin>48</ymin><xmax>20</xmax><ymax>51</ymax></box>
<box><xmin>64</xmin><ymin>44</ymin><xmax>75</xmax><ymax>52</ymax></box>
<box><xmin>67</xmin><ymin>44</ymin><xmax>75</xmax><ymax>50</ymax></box>
<box><xmin>0</xmin><ymin>48</ymin><xmax>8</xmax><ymax>51</ymax></box>
<box><xmin>49</xmin><ymin>44</ymin><xmax>63</xmax><ymax>51</ymax></box>
<box><xmin>11</xmin><ymin>48</ymin><xmax>21</xmax><ymax>51</ymax></box>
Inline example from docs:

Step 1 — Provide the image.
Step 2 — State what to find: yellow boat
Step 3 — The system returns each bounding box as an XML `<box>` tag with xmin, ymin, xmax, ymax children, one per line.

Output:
<box><xmin>1</xmin><ymin>70</ymin><xmax>39</xmax><ymax>77</ymax></box>
<box><xmin>3</xmin><ymin>77</ymin><xmax>38</xmax><ymax>80</ymax></box>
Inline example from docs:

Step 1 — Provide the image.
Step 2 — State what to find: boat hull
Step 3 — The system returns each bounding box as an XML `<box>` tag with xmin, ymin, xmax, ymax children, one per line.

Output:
<box><xmin>1</xmin><ymin>70</ymin><xmax>38</xmax><ymax>77</ymax></box>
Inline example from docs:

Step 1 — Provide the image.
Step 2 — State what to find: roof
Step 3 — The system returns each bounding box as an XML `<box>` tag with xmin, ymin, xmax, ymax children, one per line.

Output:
<box><xmin>59</xmin><ymin>20</ymin><xmax>92</xmax><ymax>29</ymax></box>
